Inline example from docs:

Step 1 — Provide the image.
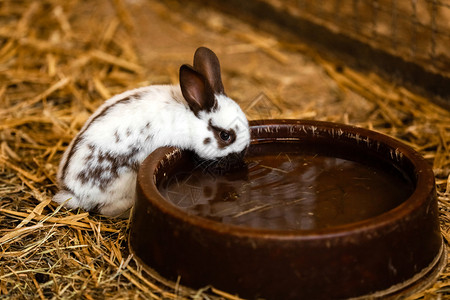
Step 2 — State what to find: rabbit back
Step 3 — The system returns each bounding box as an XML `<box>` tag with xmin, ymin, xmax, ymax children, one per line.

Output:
<box><xmin>55</xmin><ymin>85</ymin><xmax>190</xmax><ymax>216</ymax></box>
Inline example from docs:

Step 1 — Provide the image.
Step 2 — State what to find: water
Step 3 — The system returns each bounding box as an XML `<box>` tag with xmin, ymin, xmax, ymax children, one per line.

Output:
<box><xmin>159</xmin><ymin>144</ymin><xmax>414</xmax><ymax>231</ymax></box>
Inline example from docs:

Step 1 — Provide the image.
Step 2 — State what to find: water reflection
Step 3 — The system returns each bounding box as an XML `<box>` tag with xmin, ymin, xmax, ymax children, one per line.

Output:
<box><xmin>161</xmin><ymin>151</ymin><xmax>413</xmax><ymax>231</ymax></box>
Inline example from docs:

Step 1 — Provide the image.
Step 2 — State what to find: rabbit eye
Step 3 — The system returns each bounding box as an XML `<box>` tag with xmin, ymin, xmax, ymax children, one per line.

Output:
<box><xmin>208</xmin><ymin>120</ymin><xmax>236</xmax><ymax>148</ymax></box>
<box><xmin>219</xmin><ymin>131</ymin><xmax>231</xmax><ymax>141</ymax></box>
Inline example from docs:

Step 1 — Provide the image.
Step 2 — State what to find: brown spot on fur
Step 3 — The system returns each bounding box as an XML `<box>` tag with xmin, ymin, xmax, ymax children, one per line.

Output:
<box><xmin>203</xmin><ymin>137</ymin><xmax>211</xmax><ymax>145</ymax></box>
<box><xmin>76</xmin><ymin>146</ymin><xmax>140</xmax><ymax>190</ymax></box>
<box><xmin>114</xmin><ymin>131</ymin><xmax>121</xmax><ymax>143</ymax></box>
<box><xmin>144</xmin><ymin>134</ymin><xmax>153</xmax><ymax>143</ymax></box>
<box><xmin>208</xmin><ymin>119</ymin><xmax>236</xmax><ymax>149</ymax></box>
<box><xmin>60</xmin><ymin>91</ymin><xmax>143</xmax><ymax>182</ymax></box>
<box><xmin>131</xmin><ymin>161</ymin><xmax>140</xmax><ymax>172</ymax></box>
<box><xmin>140</xmin><ymin>122</ymin><xmax>151</xmax><ymax>135</ymax></box>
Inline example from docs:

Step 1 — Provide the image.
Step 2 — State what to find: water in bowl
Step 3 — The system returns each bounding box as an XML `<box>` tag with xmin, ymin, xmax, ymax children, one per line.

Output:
<box><xmin>159</xmin><ymin>142</ymin><xmax>414</xmax><ymax>231</ymax></box>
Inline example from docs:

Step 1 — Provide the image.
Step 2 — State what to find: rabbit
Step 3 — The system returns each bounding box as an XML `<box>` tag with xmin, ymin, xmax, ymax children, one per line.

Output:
<box><xmin>53</xmin><ymin>47</ymin><xmax>250</xmax><ymax>217</ymax></box>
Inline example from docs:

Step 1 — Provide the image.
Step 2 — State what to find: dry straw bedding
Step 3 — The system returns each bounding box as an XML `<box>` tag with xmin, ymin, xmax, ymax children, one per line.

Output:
<box><xmin>0</xmin><ymin>0</ymin><xmax>449</xmax><ymax>299</ymax></box>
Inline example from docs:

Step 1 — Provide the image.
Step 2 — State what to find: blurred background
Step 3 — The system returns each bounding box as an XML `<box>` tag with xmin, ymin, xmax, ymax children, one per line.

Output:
<box><xmin>0</xmin><ymin>0</ymin><xmax>449</xmax><ymax>298</ymax></box>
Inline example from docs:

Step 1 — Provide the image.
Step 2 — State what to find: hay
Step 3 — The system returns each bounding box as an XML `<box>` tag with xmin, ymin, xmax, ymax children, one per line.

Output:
<box><xmin>0</xmin><ymin>0</ymin><xmax>449</xmax><ymax>299</ymax></box>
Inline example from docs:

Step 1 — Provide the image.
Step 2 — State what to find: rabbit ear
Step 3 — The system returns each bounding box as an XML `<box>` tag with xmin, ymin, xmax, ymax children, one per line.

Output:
<box><xmin>179</xmin><ymin>64</ymin><xmax>216</xmax><ymax>115</ymax></box>
<box><xmin>193</xmin><ymin>47</ymin><xmax>225</xmax><ymax>95</ymax></box>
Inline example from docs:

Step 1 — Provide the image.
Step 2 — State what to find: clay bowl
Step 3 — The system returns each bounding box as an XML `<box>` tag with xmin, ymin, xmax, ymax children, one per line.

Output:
<box><xmin>129</xmin><ymin>119</ymin><xmax>445</xmax><ymax>299</ymax></box>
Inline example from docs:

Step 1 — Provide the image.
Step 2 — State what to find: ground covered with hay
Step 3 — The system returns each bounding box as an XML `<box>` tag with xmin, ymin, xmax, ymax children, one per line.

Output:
<box><xmin>1</xmin><ymin>0</ymin><xmax>449</xmax><ymax>299</ymax></box>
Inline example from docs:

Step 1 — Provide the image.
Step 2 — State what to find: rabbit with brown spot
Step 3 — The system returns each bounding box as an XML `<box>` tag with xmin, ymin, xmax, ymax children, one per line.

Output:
<box><xmin>53</xmin><ymin>47</ymin><xmax>250</xmax><ymax>217</ymax></box>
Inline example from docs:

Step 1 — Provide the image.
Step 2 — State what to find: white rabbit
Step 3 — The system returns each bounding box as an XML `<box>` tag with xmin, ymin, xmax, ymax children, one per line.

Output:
<box><xmin>53</xmin><ymin>47</ymin><xmax>250</xmax><ymax>217</ymax></box>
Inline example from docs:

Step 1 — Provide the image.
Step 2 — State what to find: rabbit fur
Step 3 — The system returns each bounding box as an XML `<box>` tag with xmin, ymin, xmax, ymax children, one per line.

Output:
<box><xmin>53</xmin><ymin>47</ymin><xmax>250</xmax><ymax>217</ymax></box>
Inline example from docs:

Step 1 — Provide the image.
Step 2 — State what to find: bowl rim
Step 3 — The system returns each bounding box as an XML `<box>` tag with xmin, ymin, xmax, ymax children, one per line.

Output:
<box><xmin>137</xmin><ymin>119</ymin><xmax>436</xmax><ymax>240</ymax></box>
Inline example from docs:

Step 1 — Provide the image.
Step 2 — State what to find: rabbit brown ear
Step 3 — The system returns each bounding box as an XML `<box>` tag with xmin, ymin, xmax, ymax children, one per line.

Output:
<box><xmin>193</xmin><ymin>47</ymin><xmax>225</xmax><ymax>95</ymax></box>
<box><xmin>179</xmin><ymin>64</ymin><xmax>216</xmax><ymax>115</ymax></box>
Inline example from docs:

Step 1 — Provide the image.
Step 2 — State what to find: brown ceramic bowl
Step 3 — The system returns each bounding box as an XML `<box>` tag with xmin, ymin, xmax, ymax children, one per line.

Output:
<box><xmin>129</xmin><ymin>119</ymin><xmax>445</xmax><ymax>299</ymax></box>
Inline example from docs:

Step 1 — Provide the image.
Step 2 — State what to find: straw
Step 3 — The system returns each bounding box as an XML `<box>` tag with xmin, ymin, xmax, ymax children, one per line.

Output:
<box><xmin>1</xmin><ymin>0</ymin><xmax>449</xmax><ymax>299</ymax></box>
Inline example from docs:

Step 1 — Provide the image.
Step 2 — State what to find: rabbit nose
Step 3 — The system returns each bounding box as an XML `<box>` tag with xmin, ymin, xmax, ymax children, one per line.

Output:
<box><xmin>204</xmin><ymin>151</ymin><xmax>248</xmax><ymax>175</ymax></box>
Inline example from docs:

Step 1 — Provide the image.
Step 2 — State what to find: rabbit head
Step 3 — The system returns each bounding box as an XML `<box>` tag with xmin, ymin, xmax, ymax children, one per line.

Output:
<box><xmin>180</xmin><ymin>47</ymin><xmax>250</xmax><ymax>161</ymax></box>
